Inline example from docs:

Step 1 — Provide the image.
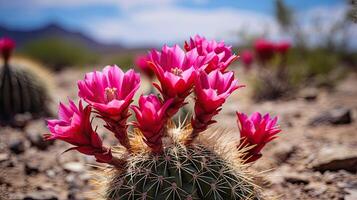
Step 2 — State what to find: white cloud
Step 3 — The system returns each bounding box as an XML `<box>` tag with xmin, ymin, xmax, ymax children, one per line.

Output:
<box><xmin>2</xmin><ymin>0</ymin><xmax>353</xmax><ymax>48</ymax></box>
<box><xmin>295</xmin><ymin>5</ymin><xmax>356</xmax><ymax>48</ymax></box>
<box><xmin>86</xmin><ymin>6</ymin><xmax>279</xmax><ymax>46</ymax></box>
<box><xmin>3</xmin><ymin>0</ymin><xmax>177</xmax><ymax>11</ymax></box>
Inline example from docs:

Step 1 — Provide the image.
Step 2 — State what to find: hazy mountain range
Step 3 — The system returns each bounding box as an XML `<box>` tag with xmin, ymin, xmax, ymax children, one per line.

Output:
<box><xmin>0</xmin><ymin>23</ymin><xmax>125</xmax><ymax>53</ymax></box>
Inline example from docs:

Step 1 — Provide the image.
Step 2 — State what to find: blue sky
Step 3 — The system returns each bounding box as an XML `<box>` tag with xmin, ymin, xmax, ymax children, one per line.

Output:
<box><xmin>0</xmin><ymin>0</ymin><xmax>352</xmax><ymax>47</ymax></box>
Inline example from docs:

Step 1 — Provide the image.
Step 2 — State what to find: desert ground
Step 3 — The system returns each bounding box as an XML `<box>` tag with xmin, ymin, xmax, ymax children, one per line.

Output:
<box><xmin>0</xmin><ymin>66</ymin><xmax>356</xmax><ymax>200</ymax></box>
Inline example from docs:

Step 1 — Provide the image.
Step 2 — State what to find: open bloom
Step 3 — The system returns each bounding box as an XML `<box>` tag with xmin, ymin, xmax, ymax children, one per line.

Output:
<box><xmin>45</xmin><ymin>100</ymin><xmax>112</xmax><ymax>163</ymax></box>
<box><xmin>135</xmin><ymin>54</ymin><xmax>154</xmax><ymax>78</ymax></box>
<box><xmin>148</xmin><ymin>45</ymin><xmax>202</xmax><ymax>117</ymax></box>
<box><xmin>131</xmin><ymin>94</ymin><xmax>173</xmax><ymax>153</ymax></box>
<box><xmin>184</xmin><ymin>35</ymin><xmax>238</xmax><ymax>72</ymax></box>
<box><xmin>78</xmin><ymin>65</ymin><xmax>140</xmax><ymax>119</ymax></box>
<box><xmin>240</xmin><ymin>50</ymin><xmax>254</xmax><ymax>69</ymax></box>
<box><xmin>0</xmin><ymin>37</ymin><xmax>15</xmax><ymax>63</ymax></box>
<box><xmin>254</xmin><ymin>38</ymin><xmax>275</xmax><ymax>63</ymax></box>
<box><xmin>236</xmin><ymin>112</ymin><xmax>281</xmax><ymax>163</ymax></box>
<box><xmin>78</xmin><ymin>65</ymin><xmax>140</xmax><ymax>149</ymax></box>
<box><xmin>274</xmin><ymin>41</ymin><xmax>291</xmax><ymax>54</ymax></box>
<box><xmin>191</xmin><ymin>70</ymin><xmax>242</xmax><ymax>134</ymax></box>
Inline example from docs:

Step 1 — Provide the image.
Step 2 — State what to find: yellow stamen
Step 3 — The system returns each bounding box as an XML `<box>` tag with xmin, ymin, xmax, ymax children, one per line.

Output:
<box><xmin>171</xmin><ymin>67</ymin><xmax>183</xmax><ymax>77</ymax></box>
<box><xmin>105</xmin><ymin>87</ymin><xmax>118</xmax><ymax>102</ymax></box>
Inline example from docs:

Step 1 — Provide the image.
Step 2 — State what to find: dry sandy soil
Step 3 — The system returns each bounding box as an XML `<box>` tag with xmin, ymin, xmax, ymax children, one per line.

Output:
<box><xmin>0</xmin><ymin>67</ymin><xmax>356</xmax><ymax>200</ymax></box>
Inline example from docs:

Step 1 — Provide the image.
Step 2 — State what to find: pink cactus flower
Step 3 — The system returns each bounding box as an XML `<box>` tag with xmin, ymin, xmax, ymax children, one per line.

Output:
<box><xmin>240</xmin><ymin>50</ymin><xmax>254</xmax><ymax>70</ymax></box>
<box><xmin>78</xmin><ymin>65</ymin><xmax>140</xmax><ymax>118</ymax></box>
<box><xmin>44</xmin><ymin>100</ymin><xmax>112</xmax><ymax>163</ymax></box>
<box><xmin>0</xmin><ymin>37</ymin><xmax>15</xmax><ymax>63</ymax></box>
<box><xmin>135</xmin><ymin>54</ymin><xmax>154</xmax><ymax>78</ymax></box>
<box><xmin>148</xmin><ymin>44</ymin><xmax>202</xmax><ymax>117</ymax></box>
<box><xmin>77</xmin><ymin>65</ymin><xmax>140</xmax><ymax>149</ymax></box>
<box><xmin>131</xmin><ymin>94</ymin><xmax>173</xmax><ymax>153</ymax></box>
<box><xmin>191</xmin><ymin>70</ymin><xmax>242</xmax><ymax>135</ymax></box>
<box><xmin>274</xmin><ymin>41</ymin><xmax>291</xmax><ymax>54</ymax></box>
<box><xmin>184</xmin><ymin>35</ymin><xmax>238</xmax><ymax>72</ymax></box>
<box><xmin>254</xmin><ymin>38</ymin><xmax>275</xmax><ymax>63</ymax></box>
<box><xmin>236</xmin><ymin>112</ymin><xmax>281</xmax><ymax>163</ymax></box>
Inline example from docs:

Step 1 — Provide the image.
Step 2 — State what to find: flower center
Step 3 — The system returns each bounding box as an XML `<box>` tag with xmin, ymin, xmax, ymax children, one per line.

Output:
<box><xmin>105</xmin><ymin>87</ymin><xmax>118</xmax><ymax>102</ymax></box>
<box><xmin>171</xmin><ymin>67</ymin><xmax>183</xmax><ymax>77</ymax></box>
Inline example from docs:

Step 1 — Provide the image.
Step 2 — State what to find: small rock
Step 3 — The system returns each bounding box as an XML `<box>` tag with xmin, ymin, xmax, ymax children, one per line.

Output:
<box><xmin>11</xmin><ymin>113</ymin><xmax>32</xmax><ymax>128</ymax></box>
<box><xmin>284</xmin><ymin>174</ymin><xmax>310</xmax><ymax>185</ymax></box>
<box><xmin>309</xmin><ymin>107</ymin><xmax>353</xmax><ymax>126</ymax></box>
<box><xmin>46</xmin><ymin>170</ymin><xmax>56</xmax><ymax>178</ymax></box>
<box><xmin>311</xmin><ymin>146</ymin><xmax>357</xmax><ymax>173</ymax></box>
<box><xmin>304</xmin><ymin>182</ymin><xmax>327</xmax><ymax>196</ymax></box>
<box><xmin>345</xmin><ymin>189</ymin><xmax>357</xmax><ymax>200</ymax></box>
<box><xmin>272</xmin><ymin>143</ymin><xmax>295</xmax><ymax>163</ymax></box>
<box><xmin>23</xmin><ymin>191</ymin><xmax>58</xmax><ymax>200</ymax></box>
<box><xmin>63</xmin><ymin>162</ymin><xmax>84</xmax><ymax>173</ymax></box>
<box><xmin>79</xmin><ymin>172</ymin><xmax>91</xmax><ymax>182</ymax></box>
<box><xmin>0</xmin><ymin>153</ymin><xmax>9</xmax><ymax>162</ymax></box>
<box><xmin>25</xmin><ymin>120</ymin><xmax>54</xmax><ymax>150</ymax></box>
<box><xmin>9</xmin><ymin>139</ymin><xmax>25</xmax><ymax>154</ymax></box>
<box><xmin>25</xmin><ymin>162</ymin><xmax>40</xmax><ymax>175</ymax></box>
<box><xmin>300</xmin><ymin>88</ymin><xmax>318</xmax><ymax>101</ymax></box>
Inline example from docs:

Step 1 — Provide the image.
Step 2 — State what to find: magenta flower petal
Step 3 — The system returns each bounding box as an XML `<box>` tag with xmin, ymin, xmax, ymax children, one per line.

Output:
<box><xmin>236</xmin><ymin>112</ymin><xmax>282</xmax><ymax>163</ymax></box>
<box><xmin>184</xmin><ymin>35</ymin><xmax>238</xmax><ymax>72</ymax></box>
<box><xmin>274</xmin><ymin>41</ymin><xmax>291</xmax><ymax>54</ymax></box>
<box><xmin>254</xmin><ymin>38</ymin><xmax>275</xmax><ymax>63</ymax></box>
<box><xmin>135</xmin><ymin>54</ymin><xmax>155</xmax><ymax>78</ymax></box>
<box><xmin>148</xmin><ymin>44</ymin><xmax>203</xmax><ymax>117</ymax></box>
<box><xmin>240</xmin><ymin>50</ymin><xmax>254</xmax><ymax>69</ymax></box>
<box><xmin>45</xmin><ymin>99</ymin><xmax>112</xmax><ymax>164</ymax></box>
<box><xmin>131</xmin><ymin>94</ymin><xmax>173</xmax><ymax>153</ymax></box>
<box><xmin>0</xmin><ymin>37</ymin><xmax>15</xmax><ymax>62</ymax></box>
<box><xmin>77</xmin><ymin>65</ymin><xmax>140</xmax><ymax>149</ymax></box>
<box><xmin>191</xmin><ymin>69</ymin><xmax>242</xmax><ymax>134</ymax></box>
<box><xmin>78</xmin><ymin>65</ymin><xmax>140</xmax><ymax>118</ymax></box>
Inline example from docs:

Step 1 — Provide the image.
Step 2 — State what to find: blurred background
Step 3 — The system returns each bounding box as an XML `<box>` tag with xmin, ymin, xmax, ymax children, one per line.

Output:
<box><xmin>0</xmin><ymin>0</ymin><xmax>356</xmax><ymax>200</ymax></box>
<box><xmin>0</xmin><ymin>0</ymin><xmax>356</xmax><ymax>70</ymax></box>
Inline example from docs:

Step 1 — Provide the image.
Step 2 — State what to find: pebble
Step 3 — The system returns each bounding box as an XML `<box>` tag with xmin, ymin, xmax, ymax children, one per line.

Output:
<box><xmin>9</xmin><ymin>139</ymin><xmax>25</xmax><ymax>154</ymax></box>
<box><xmin>25</xmin><ymin>120</ymin><xmax>54</xmax><ymax>150</ymax></box>
<box><xmin>0</xmin><ymin>153</ymin><xmax>9</xmax><ymax>162</ymax></box>
<box><xmin>25</xmin><ymin>162</ymin><xmax>41</xmax><ymax>175</ymax></box>
<box><xmin>285</xmin><ymin>174</ymin><xmax>310</xmax><ymax>185</ymax></box>
<box><xmin>22</xmin><ymin>191</ymin><xmax>58</xmax><ymax>200</ymax></box>
<box><xmin>311</xmin><ymin>145</ymin><xmax>357</xmax><ymax>173</ymax></box>
<box><xmin>63</xmin><ymin>162</ymin><xmax>85</xmax><ymax>173</ymax></box>
<box><xmin>309</xmin><ymin>107</ymin><xmax>353</xmax><ymax>126</ymax></box>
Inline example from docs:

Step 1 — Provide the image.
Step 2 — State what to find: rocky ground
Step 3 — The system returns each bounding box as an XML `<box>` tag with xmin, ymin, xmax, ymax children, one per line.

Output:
<box><xmin>0</xmin><ymin>67</ymin><xmax>356</xmax><ymax>200</ymax></box>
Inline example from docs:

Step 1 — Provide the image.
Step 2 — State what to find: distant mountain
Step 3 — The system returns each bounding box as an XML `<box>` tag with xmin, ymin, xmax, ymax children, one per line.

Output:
<box><xmin>0</xmin><ymin>23</ymin><xmax>124</xmax><ymax>53</ymax></box>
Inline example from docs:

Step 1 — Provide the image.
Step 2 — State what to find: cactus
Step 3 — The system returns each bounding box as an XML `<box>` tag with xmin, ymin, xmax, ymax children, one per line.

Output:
<box><xmin>104</xmin><ymin>125</ymin><xmax>261</xmax><ymax>200</ymax></box>
<box><xmin>0</xmin><ymin>37</ymin><xmax>51</xmax><ymax>124</ymax></box>
<box><xmin>46</xmin><ymin>36</ymin><xmax>282</xmax><ymax>200</ymax></box>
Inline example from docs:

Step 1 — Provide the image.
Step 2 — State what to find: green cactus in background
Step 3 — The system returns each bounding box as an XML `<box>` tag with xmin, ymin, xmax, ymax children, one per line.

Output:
<box><xmin>0</xmin><ymin>37</ymin><xmax>51</xmax><ymax>125</ymax></box>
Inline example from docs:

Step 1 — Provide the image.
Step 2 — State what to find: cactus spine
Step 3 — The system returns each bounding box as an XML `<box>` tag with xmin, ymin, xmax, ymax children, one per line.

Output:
<box><xmin>100</xmin><ymin>124</ymin><xmax>262</xmax><ymax>200</ymax></box>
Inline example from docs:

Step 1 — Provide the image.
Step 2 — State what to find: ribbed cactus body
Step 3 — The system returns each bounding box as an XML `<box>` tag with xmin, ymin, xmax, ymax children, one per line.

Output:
<box><xmin>0</xmin><ymin>63</ymin><xmax>49</xmax><ymax>122</ymax></box>
<box><xmin>106</xmin><ymin>143</ymin><xmax>259</xmax><ymax>200</ymax></box>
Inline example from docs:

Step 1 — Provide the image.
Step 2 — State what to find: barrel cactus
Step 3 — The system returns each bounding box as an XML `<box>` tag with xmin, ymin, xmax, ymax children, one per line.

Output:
<box><xmin>45</xmin><ymin>35</ymin><xmax>282</xmax><ymax>200</ymax></box>
<box><xmin>0</xmin><ymin>37</ymin><xmax>51</xmax><ymax>124</ymax></box>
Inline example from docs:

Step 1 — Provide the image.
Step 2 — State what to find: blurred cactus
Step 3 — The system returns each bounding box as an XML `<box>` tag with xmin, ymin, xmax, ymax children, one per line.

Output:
<box><xmin>275</xmin><ymin>0</ymin><xmax>293</xmax><ymax>31</ymax></box>
<box><xmin>347</xmin><ymin>0</ymin><xmax>357</xmax><ymax>23</ymax></box>
<box><xmin>0</xmin><ymin>37</ymin><xmax>51</xmax><ymax>125</ymax></box>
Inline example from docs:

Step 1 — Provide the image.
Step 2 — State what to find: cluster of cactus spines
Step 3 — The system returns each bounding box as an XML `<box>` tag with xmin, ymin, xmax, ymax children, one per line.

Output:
<box><xmin>0</xmin><ymin>37</ymin><xmax>51</xmax><ymax>124</ymax></box>
<box><xmin>46</xmin><ymin>35</ymin><xmax>282</xmax><ymax>200</ymax></box>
